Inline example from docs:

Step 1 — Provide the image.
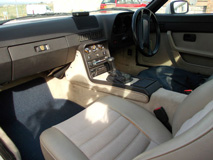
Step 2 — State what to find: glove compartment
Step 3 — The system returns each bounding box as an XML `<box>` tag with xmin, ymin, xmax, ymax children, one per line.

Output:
<box><xmin>0</xmin><ymin>48</ymin><xmax>12</xmax><ymax>84</ymax></box>
<box><xmin>8</xmin><ymin>37</ymin><xmax>69</xmax><ymax>80</ymax></box>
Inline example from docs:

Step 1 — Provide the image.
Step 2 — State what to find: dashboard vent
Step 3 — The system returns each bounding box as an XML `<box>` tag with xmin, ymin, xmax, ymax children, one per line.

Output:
<box><xmin>79</xmin><ymin>30</ymin><xmax>103</xmax><ymax>42</ymax></box>
<box><xmin>73</xmin><ymin>16</ymin><xmax>99</xmax><ymax>30</ymax></box>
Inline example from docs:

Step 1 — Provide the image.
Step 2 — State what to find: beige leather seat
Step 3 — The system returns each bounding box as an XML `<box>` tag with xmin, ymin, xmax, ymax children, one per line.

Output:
<box><xmin>40</xmin><ymin>80</ymin><xmax>213</xmax><ymax>160</ymax></box>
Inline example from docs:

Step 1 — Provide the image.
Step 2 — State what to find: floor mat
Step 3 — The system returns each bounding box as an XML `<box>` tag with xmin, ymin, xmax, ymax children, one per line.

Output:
<box><xmin>0</xmin><ymin>78</ymin><xmax>84</xmax><ymax>160</ymax></box>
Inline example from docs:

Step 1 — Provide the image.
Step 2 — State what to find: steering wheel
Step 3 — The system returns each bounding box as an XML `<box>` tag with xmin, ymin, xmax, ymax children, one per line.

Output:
<box><xmin>132</xmin><ymin>8</ymin><xmax>160</xmax><ymax>57</ymax></box>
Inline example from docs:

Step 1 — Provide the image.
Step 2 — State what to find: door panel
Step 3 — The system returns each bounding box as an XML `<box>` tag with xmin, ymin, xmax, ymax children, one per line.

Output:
<box><xmin>137</xmin><ymin>15</ymin><xmax>213</xmax><ymax>75</ymax></box>
<box><xmin>167</xmin><ymin>31</ymin><xmax>213</xmax><ymax>75</ymax></box>
<box><xmin>169</xmin><ymin>32</ymin><xmax>213</xmax><ymax>58</ymax></box>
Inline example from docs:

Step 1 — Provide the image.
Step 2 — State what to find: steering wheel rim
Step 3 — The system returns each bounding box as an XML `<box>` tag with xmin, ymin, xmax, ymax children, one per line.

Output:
<box><xmin>132</xmin><ymin>8</ymin><xmax>160</xmax><ymax>57</ymax></box>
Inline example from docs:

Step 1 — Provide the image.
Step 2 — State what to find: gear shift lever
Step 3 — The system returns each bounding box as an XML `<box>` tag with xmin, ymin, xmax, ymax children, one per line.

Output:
<box><xmin>107</xmin><ymin>57</ymin><xmax>132</xmax><ymax>84</ymax></box>
<box><xmin>107</xmin><ymin>57</ymin><xmax>116</xmax><ymax>75</ymax></box>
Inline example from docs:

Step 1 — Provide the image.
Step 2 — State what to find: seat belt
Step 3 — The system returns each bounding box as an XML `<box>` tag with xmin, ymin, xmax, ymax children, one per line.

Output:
<box><xmin>0</xmin><ymin>139</ymin><xmax>16</xmax><ymax>160</ymax></box>
<box><xmin>154</xmin><ymin>107</ymin><xmax>172</xmax><ymax>133</ymax></box>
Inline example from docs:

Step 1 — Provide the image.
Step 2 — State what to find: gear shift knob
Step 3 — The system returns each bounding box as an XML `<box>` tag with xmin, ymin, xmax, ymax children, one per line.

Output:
<box><xmin>107</xmin><ymin>57</ymin><xmax>116</xmax><ymax>71</ymax></box>
<box><xmin>107</xmin><ymin>57</ymin><xmax>114</xmax><ymax>62</ymax></box>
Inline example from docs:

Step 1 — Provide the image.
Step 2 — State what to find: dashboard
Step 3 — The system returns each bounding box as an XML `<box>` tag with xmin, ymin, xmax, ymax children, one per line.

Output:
<box><xmin>0</xmin><ymin>12</ymin><xmax>134</xmax><ymax>84</ymax></box>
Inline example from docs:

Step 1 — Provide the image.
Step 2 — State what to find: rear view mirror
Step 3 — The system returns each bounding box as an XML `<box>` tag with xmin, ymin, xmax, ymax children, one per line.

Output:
<box><xmin>170</xmin><ymin>0</ymin><xmax>189</xmax><ymax>14</ymax></box>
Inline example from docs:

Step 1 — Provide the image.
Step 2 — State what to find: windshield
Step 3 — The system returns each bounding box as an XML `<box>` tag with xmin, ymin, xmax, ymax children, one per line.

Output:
<box><xmin>0</xmin><ymin>0</ymin><xmax>153</xmax><ymax>22</ymax></box>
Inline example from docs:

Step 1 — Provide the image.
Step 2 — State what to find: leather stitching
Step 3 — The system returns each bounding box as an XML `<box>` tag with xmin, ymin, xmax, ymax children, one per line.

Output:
<box><xmin>108</xmin><ymin>106</ymin><xmax>152</xmax><ymax>141</ymax></box>
<box><xmin>89</xmin><ymin>122</ymin><xmax>131</xmax><ymax>159</ymax></box>
<box><xmin>49</xmin><ymin>128</ymin><xmax>89</xmax><ymax>159</ymax></box>
<box><xmin>114</xmin><ymin>131</ymin><xmax>148</xmax><ymax>160</ymax></box>
<box><xmin>78</xmin><ymin>114</ymin><xmax>122</xmax><ymax>147</ymax></box>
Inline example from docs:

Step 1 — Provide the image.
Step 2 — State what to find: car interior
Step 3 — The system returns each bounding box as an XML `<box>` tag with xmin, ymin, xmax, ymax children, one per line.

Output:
<box><xmin>0</xmin><ymin>0</ymin><xmax>212</xmax><ymax>160</ymax></box>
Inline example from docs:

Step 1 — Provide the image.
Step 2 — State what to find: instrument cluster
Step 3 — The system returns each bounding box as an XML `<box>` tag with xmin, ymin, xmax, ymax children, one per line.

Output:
<box><xmin>111</xmin><ymin>13</ymin><xmax>134</xmax><ymax>49</ymax></box>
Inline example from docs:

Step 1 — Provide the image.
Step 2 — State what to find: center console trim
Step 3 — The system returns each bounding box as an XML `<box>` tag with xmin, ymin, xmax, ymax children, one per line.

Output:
<box><xmin>78</xmin><ymin>39</ymin><xmax>161</xmax><ymax>97</ymax></box>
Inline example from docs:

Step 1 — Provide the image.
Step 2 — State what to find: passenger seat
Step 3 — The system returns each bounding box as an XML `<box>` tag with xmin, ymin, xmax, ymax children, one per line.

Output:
<box><xmin>40</xmin><ymin>80</ymin><xmax>213</xmax><ymax>160</ymax></box>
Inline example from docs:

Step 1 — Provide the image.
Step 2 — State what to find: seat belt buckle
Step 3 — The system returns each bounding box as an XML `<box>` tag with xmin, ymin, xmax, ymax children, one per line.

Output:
<box><xmin>184</xmin><ymin>89</ymin><xmax>192</xmax><ymax>94</ymax></box>
<box><xmin>154</xmin><ymin>107</ymin><xmax>172</xmax><ymax>133</ymax></box>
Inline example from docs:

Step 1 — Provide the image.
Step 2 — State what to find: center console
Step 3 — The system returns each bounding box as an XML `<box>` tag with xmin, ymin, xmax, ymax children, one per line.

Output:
<box><xmin>83</xmin><ymin>42</ymin><xmax>110</xmax><ymax>78</ymax></box>
<box><xmin>80</xmin><ymin>41</ymin><xmax>161</xmax><ymax>96</ymax></box>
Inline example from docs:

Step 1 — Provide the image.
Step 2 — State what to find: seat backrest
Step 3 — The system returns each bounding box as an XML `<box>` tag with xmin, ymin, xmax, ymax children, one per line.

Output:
<box><xmin>134</xmin><ymin>79</ymin><xmax>213</xmax><ymax>160</ymax></box>
<box><xmin>172</xmin><ymin>79</ymin><xmax>213</xmax><ymax>135</ymax></box>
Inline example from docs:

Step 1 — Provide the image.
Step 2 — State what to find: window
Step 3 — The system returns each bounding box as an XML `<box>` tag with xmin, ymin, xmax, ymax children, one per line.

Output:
<box><xmin>102</xmin><ymin>0</ymin><xmax>115</xmax><ymax>3</ymax></box>
<box><xmin>157</xmin><ymin>0</ymin><xmax>213</xmax><ymax>14</ymax></box>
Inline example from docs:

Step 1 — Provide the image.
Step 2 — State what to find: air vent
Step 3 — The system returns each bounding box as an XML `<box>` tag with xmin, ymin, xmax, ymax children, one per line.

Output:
<box><xmin>79</xmin><ymin>30</ymin><xmax>103</xmax><ymax>42</ymax></box>
<box><xmin>73</xmin><ymin>16</ymin><xmax>99</xmax><ymax>30</ymax></box>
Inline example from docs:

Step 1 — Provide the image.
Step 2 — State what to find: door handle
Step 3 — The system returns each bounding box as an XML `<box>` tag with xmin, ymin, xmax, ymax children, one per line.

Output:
<box><xmin>183</xmin><ymin>34</ymin><xmax>196</xmax><ymax>42</ymax></box>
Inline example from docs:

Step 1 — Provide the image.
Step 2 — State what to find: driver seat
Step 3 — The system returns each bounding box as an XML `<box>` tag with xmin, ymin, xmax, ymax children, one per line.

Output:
<box><xmin>40</xmin><ymin>80</ymin><xmax>213</xmax><ymax>160</ymax></box>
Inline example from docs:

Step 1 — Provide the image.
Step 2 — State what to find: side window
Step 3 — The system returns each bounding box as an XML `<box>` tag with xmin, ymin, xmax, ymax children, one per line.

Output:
<box><xmin>157</xmin><ymin>0</ymin><xmax>213</xmax><ymax>14</ymax></box>
<box><xmin>102</xmin><ymin>0</ymin><xmax>115</xmax><ymax>3</ymax></box>
<box><xmin>117</xmin><ymin>0</ymin><xmax>127</xmax><ymax>4</ymax></box>
<box><xmin>132</xmin><ymin>0</ymin><xmax>142</xmax><ymax>4</ymax></box>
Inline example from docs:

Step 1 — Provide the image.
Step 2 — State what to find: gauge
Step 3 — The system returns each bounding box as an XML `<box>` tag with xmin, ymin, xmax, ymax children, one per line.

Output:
<box><xmin>123</xmin><ymin>15</ymin><xmax>131</xmax><ymax>32</ymax></box>
<box><xmin>91</xmin><ymin>45</ymin><xmax>97</xmax><ymax>52</ymax></box>
<box><xmin>113</xmin><ymin>16</ymin><xmax>122</xmax><ymax>34</ymax></box>
<box><xmin>84</xmin><ymin>48</ymin><xmax>90</xmax><ymax>54</ymax></box>
<box><xmin>97</xmin><ymin>44</ymin><xmax>104</xmax><ymax>50</ymax></box>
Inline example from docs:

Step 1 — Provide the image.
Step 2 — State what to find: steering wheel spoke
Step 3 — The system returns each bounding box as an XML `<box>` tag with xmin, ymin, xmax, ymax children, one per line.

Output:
<box><xmin>147</xmin><ymin>11</ymin><xmax>152</xmax><ymax>20</ymax></box>
<box><xmin>132</xmin><ymin>8</ymin><xmax>160</xmax><ymax>57</ymax></box>
<box><xmin>138</xmin><ymin>19</ymin><xmax>144</xmax><ymax>50</ymax></box>
<box><xmin>142</xmin><ymin>19</ymin><xmax>150</xmax><ymax>48</ymax></box>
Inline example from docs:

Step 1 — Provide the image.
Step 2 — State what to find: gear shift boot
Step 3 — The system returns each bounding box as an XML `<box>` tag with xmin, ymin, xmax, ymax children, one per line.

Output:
<box><xmin>107</xmin><ymin>70</ymin><xmax>132</xmax><ymax>84</ymax></box>
<box><xmin>106</xmin><ymin>57</ymin><xmax>132</xmax><ymax>84</ymax></box>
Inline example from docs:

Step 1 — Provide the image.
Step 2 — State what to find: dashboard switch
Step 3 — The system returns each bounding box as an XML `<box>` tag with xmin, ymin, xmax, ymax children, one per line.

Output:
<box><xmin>88</xmin><ymin>62</ymin><xmax>93</xmax><ymax>68</ymax></box>
<box><xmin>35</xmin><ymin>44</ymin><xmax>49</xmax><ymax>52</ymax></box>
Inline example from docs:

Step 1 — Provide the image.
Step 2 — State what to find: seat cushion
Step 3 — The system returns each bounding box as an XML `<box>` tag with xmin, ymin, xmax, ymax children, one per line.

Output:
<box><xmin>40</xmin><ymin>96</ymin><xmax>172</xmax><ymax>160</ymax></box>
